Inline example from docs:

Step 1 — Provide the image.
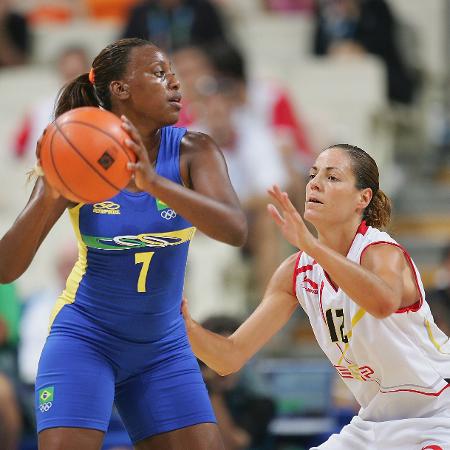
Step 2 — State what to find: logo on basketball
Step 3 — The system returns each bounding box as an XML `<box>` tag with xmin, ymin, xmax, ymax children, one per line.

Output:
<box><xmin>161</xmin><ymin>209</ymin><xmax>177</xmax><ymax>220</ymax></box>
<box><xmin>97</xmin><ymin>150</ymin><xmax>115</xmax><ymax>170</ymax></box>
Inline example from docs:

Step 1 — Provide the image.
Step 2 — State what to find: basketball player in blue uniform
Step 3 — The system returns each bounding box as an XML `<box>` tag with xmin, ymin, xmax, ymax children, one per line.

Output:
<box><xmin>0</xmin><ymin>38</ymin><xmax>247</xmax><ymax>450</ymax></box>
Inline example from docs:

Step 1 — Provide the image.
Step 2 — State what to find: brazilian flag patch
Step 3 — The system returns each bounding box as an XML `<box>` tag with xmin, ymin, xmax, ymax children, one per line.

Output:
<box><xmin>156</xmin><ymin>198</ymin><xmax>169</xmax><ymax>211</ymax></box>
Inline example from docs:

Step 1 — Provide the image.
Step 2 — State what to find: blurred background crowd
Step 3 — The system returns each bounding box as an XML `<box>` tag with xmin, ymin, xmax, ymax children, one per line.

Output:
<box><xmin>0</xmin><ymin>0</ymin><xmax>449</xmax><ymax>449</ymax></box>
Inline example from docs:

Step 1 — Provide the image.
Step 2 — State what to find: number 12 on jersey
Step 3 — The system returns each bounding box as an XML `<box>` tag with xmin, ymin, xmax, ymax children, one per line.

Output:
<box><xmin>326</xmin><ymin>308</ymin><xmax>348</xmax><ymax>343</ymax></box>
<box><xmin>135</xmin><ymin>252</ymin><xmax>155</xmax><ymax>293</ymax></box>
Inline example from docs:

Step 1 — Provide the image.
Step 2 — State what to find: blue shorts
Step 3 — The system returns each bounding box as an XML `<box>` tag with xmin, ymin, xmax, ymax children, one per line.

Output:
<box><xmin>35</xmin><ymin>331</ymin><xmax>216</xmax><ymax>443</ymax></box>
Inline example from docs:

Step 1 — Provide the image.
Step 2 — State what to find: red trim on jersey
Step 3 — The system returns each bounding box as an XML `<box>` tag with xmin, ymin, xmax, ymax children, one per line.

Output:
<box><xmin>319</xmin><ymin>281</ymin><xmax>326</xmax><ymax>323</ymax></box>
<box><xmin>292</xmin><ymin>251</ymin><xmax>303</xmax><ymax>296</ymax></box>
<box><xmin>380</xmin><ymin>382</ymin><xmax>450</xmax><ymax>397</ymax></box>
<box><xmin>322</xmin><ymin>221</ymin><xmax>369</xmax><ymax>292</ymax></box>
<box><xmin>357</xmin><ymin>220</ymin><xmax>368</xmax><ymax>236</ymax></box>
<box><xmin>324</xmin><ymin>271</ymin><xmax>339</xmax><ymax>292</ymax></box>
<box><xmin>359</xmin><ymin>241</ymin><xmax>423</xmax><ymax>313</ymax></box>
<box><xmin>396</xmin><ymin>300</ymin><xmax>421</xmax><ymax>313</ymax></box>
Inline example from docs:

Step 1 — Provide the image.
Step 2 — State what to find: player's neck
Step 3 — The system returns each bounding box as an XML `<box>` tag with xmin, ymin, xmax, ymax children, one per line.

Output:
<box><xmin>316</xmin><ymin>218</ymin><xmax>363</xmax><ymax>256</ymax></box>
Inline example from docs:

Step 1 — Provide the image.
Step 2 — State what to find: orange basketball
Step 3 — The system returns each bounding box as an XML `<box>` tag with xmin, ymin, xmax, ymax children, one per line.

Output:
<box><xmin>39</xmin><ymin>107</ymin><xmax>136</xmax><ymax>203</ymax></box>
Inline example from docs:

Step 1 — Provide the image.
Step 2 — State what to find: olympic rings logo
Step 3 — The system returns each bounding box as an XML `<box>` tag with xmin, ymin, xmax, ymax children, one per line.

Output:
<box><xmin>39</xmin><ymin>401</ymin><xmax>52</xmax><ymax>412</ymax></box>
<box><xmin>161</xmin><ymin>209</ymin><xmax>177</xmax><ymax>220</ymax></box>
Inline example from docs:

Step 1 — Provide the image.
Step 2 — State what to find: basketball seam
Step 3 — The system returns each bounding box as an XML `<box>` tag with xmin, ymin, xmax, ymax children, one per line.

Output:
<box><xmin>54</xmin><ymin>119</ymin><xmax>125</xmax><ymax>194</ymax></box>
<box><xmin>49</xmin><ymin>127</ymin><xmax>93</xmax><ymax>204</ymax></box>
<box><xmin>66</xmin><ymin>120</ymin><xmax>134</xmax><ymax>163</ymax></box>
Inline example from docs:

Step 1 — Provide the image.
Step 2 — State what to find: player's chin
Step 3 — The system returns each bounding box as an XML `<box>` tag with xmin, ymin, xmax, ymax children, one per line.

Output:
<box><xmin>303</xmin><ymin>209</ymin><xmax>320</xmax><ymax>225</ymax></box>
<box><xmin>163</xmin><ymin>108</ymin><xmax>180</xmax><ymax>125</ymax></box>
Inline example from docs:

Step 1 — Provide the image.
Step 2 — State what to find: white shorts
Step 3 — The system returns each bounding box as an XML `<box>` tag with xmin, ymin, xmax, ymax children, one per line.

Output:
<box><xmin>311</xmin><ymin>415</ymin><xmax>450</xmax><ymax>450</ymax></box>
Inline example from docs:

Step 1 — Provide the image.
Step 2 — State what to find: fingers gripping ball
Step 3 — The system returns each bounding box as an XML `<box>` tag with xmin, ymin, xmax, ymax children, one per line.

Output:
<box><xmin>39</xmin><ymin>107</ymin><xmax>136</xmax><ymax>203</ymax></box>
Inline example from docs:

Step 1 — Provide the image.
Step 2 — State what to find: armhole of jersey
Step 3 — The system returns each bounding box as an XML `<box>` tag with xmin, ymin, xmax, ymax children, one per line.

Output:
<box><xmin>292</xmin><ymin>251</ymin><xmax>303</xmax><ymax>297</ymax></box>
<box><xmin>158</xmin><ymin>126</ymin><xmax>187</xmax><ymax>187</ymax></box>
<box><xmin>359</xmin><ymin>241</ymin><xmax>423</xmax><ymax>314</ymax></box>
<box><xmin>175</xmin><ymin>127</ymin><xmax>188</xmax><ymax>187</ymax></box>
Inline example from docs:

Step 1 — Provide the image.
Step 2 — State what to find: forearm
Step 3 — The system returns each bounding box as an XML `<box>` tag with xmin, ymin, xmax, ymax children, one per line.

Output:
<box><xmin>0</xmin><ymin>182</ymin><xmax>67</xmax><ymax>283</ymax></box>
<box><xmin>146</xmin><ymin>175</ymin><xmax>247</xmax><ymax>246</ymax></box>
<box><xmin>308</xmin><ymin>241</ymin><xmax>399</xmax><ymax>317</ymax></box>
<box><xmin>187</xmin><ymin>321</ymin><xmax>242</xmax><ymax>376</ymax></box>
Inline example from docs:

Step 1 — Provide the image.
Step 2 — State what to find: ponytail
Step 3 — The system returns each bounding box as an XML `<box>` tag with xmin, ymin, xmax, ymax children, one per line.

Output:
<box><xmin>54</xmin><ymin>38</ymin><xmax>152</xmax><ymax>119</ymax></box>
<box><xmin>327</xmin><ymin>144</ymin><xmax>391</xmax><ymax>230</ymax></box>
<box><xmin>54</xmin><ymin>73</ymin><xmax>99</xmax><ymax>118</ymax></box>
<box><xmin>363</xmin><ymin>189</ymin><xmax>391</xmax><ymax>229</ymax></box>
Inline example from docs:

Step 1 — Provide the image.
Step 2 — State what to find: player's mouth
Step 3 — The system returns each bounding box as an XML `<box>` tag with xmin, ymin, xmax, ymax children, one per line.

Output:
<box><xmin>168</xmin><ymin>94</ymin><xmax>182</xmax><ymax>110</ymax></box>
<box><xmin>307</xmin><ymin>196</ymin><xmax>323</xmax><ymax>204</ymax></box>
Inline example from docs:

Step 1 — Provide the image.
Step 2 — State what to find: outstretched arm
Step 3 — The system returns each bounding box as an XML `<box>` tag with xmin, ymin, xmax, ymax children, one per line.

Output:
<box><xmin>183</xmin><ymin>254</ymin><xmax>299</xmax><ymax>375</ymax></box>
<box><xmin>268</xmin><ymin>185</ymin><xmax>417</xmax><ymax>318</ymax></box>
<box><xmin>122</xmin><ymin>117</ymin><xmax>247</xmax><ymax>246</ymax></box>
<box><xmin>0</xmin><ymin>177</ymin><xmax>69</xmax><ymax>283</ymax></box>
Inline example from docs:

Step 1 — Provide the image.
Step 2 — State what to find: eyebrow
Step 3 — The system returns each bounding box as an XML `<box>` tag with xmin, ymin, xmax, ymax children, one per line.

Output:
<box><xmin>310</xmin><ymin>166</ymin><xmax>341</xmax><ymax>171</ymax></box>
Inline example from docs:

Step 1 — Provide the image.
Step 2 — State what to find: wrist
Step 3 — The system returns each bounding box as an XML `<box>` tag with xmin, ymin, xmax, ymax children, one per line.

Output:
<box><xmin>143</xmin><ymin>171</ymin><xmax>160</xmax><ymax>194</ymax></box>
<box><xmin>303</xmin><ymin>235</ymin><xmax>319</xmax><ymax>257</ymax></box>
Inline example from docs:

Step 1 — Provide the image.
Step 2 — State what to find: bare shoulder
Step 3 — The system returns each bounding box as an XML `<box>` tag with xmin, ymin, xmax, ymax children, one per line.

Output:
<box><xmin>280</xmin><ymin>252</ymin><xmax>301</xmax><ymax>271</ymax></box>
<box><xmin>180</xmin><ymin>131</ymin><xmax>221</xmax><ymax>157</ymax></box>
<box><xmin>361</xmin><ymin>242</ymin><xmax>407</xmax><ymax>271</ymax></box>
<box><xmin>268</xmin><ymin>252</ymin><xmax>301</xmax><ymax>295</ymax></box>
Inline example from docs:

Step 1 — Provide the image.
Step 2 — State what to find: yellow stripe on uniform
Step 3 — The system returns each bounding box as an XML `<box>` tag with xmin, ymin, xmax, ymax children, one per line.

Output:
<box><xmin>424</xmin><ymin>319</ymin><xmax>450</xmax><ymax>355</ymax></box>
<box><xmin>337</xmin><ymin>308</ymin><xmax>366</xmax><ymax>365</ymax></box>
<box><xmin>48</xmin><ymin>203</ymin><xmax>87</xmax><ymax>330</ymax></box>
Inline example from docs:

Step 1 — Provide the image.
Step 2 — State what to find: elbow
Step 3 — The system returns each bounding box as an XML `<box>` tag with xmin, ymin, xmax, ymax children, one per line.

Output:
<box><xmin>372</xmin><ymin>297</ymin><xmax>399</xmax><ymax>319</ymax></box>
<box><xmin>217</xmin><ymin>360</ymin><xmax>243</xmax><ymax>377</ymax></box>
<box><xmin>0</xmin><ymin>271</ymin><xmax>18</xmax><ymax>285</ymax></box>
<box><xmin>227</xmin><ymin>212</ymin><xmax>248</xmax><ymax>247</ymax></box>
<box><xmin>216</xmin><ymin>340</ymin><xmax>246</xmax><ymax>376</ymax></box>
<box><xmin>0</xmin><ymin>262</ymin><xmax>22</xmax><ymax>285</ymax></box>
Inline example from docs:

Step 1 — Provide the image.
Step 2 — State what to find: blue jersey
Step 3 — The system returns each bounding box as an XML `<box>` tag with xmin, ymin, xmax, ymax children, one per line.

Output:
<box><xmin>37</xmin><ymin>125</ymin><xmax>217</xmax><ymax>440</ymax></box>
<box><xmin>49</xmin><ymin>126</ymin><xmax>193</xmax><ymax>343</ymax></box>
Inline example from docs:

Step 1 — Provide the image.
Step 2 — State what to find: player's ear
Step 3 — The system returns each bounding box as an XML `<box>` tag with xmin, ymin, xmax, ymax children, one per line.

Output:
<box><xmin>110</xmin><ymin>81</ymin><xmax>130</xmax><ymax>100</ymax></box>
<box><xmin>358</xmin><ymin>187</ymin><xmax>372</xmax><ymax>210</ymax></box>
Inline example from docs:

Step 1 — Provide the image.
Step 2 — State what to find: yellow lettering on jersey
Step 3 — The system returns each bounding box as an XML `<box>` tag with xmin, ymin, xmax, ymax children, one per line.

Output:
<box><xmin>135</xmin><ymin>252</ymin><xmax>155</xmax><ymax>293</ymax></box>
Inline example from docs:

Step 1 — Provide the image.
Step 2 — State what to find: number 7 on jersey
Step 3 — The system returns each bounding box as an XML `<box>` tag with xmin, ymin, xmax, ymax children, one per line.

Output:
<box><xmin>135</xmin><ymin>252</ymin><xmax>155</xmax><ymax>293</ymax></box>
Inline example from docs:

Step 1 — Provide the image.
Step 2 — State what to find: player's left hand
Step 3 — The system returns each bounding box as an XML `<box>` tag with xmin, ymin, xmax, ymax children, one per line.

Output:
<box><xmin>121</xmin><ymin>115</ymin><xmax>158</xmax><ymax>191</ymax></box>
<box><xmin>267</xmin><ymin>184</ymin><xmax>316</xmax><ymax>253</ymax></box>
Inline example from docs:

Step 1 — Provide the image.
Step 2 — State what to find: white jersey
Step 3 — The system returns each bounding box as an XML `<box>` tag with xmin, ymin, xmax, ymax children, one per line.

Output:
<box><xmin>294</xmin><ymin>222</ymin><xmax>450</xmax><ymax>422</ymax></box>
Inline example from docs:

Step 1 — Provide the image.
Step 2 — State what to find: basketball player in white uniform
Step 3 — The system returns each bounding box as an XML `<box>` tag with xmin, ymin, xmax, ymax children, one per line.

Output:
<box><xmin>182</xmin><ymin>144</ymin><xmax>450</xmax><ymax>449</ymax></box>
